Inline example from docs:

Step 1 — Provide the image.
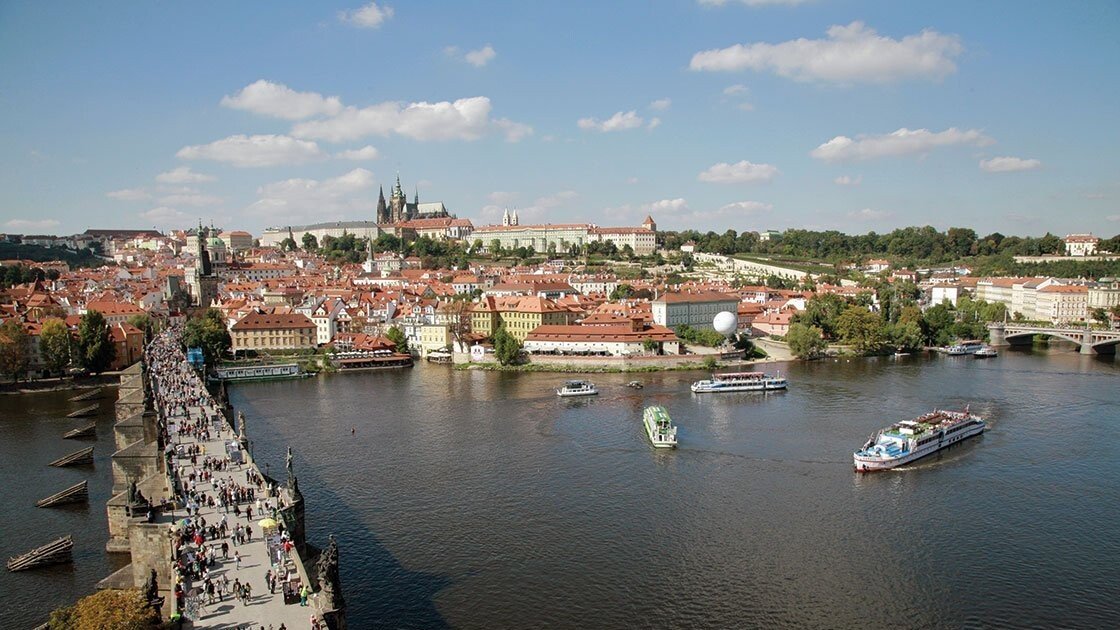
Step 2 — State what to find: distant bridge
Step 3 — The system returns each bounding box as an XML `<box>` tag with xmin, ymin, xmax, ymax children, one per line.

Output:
<box><xmin>988</xmin><ymin>323</ymin><xmax>1120</xmax><ymax>355</ymax></box>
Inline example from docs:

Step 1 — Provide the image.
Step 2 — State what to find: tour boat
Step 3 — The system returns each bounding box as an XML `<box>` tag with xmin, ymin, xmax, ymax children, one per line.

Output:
<box><xmin>853</xmin><ymin>408</ymin><xmax>986</xmax><ymax>472</ymax></box>
<box><xmin>946</xmin><ymin>341</ymin><xmax>985</xmax><ymax>356</ymax></box>
<box><xmin>690</xmin><ymin>371</ymin><xmax>788</xmax><ymax>393</ymax></box>
<box><xmin>973</xmin><ymin>346</ymin><xmax>998</xmax><ymax>358</ymax></box>
<box><xmin>642</xmin><ymin>406</ymin><xmax>678</xmax><ymax>448</ymax></box>
<box><xmin>556</xmin><ymin>380</ymin><xmax>598</xmax><ymax>397</ymax></box>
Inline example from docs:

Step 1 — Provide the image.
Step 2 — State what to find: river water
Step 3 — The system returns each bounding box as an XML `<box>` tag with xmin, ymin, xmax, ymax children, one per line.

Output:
<box><xmin>226</xmin><ymin>348</ymin><xmax>1119</xmax><ymax>629</ymax></box>
<box><xmin>2</xmin><ymin>349</ymin><xmax>1117</xmax><ymax>628</ymax></box>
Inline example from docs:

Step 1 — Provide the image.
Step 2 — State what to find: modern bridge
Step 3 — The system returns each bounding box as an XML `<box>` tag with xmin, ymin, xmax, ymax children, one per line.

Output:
<box><xmin>988</xmin><ymin>323</ymin><xmax>1120</xmax><ymax>355</ymax></box>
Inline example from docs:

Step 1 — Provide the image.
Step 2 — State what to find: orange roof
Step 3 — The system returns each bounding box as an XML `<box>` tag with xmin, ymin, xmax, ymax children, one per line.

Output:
<box><xmin>526</xmin><ymin>324</ymin><xmax>678</xmax><ymax>343</ymax></box>
<box><xmin>231</xmin><ymin>312</ymin><xmax>315</xmax><ymax>331</ymax></box>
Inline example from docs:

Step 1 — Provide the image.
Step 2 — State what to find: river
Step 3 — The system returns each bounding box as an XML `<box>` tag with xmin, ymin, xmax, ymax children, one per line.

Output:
<box><xmin>2</xmin><ymin>348</ymin><xmax>1117</xmax><ymax>628</ymax></box>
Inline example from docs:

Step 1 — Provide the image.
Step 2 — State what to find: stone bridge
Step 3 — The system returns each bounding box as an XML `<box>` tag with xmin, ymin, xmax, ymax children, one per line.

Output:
<box><xmin>988</xmin><ymin>323</ymin><xmax>1120</xmax><ymax>355</ymax></box>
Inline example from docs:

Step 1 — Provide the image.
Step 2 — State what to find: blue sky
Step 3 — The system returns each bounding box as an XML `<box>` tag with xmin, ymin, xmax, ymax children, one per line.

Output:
<box><xmin>2</xmin><ymin>1</ymin><xmax>1118</xmax><ymax>238</ymax></box>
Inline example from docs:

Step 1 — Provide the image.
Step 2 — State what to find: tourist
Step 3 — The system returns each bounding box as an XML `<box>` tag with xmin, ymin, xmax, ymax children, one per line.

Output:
<box><xmin>299</xmin><ymin>584</ymin><xmax>309</xmax><ymax>606</ymax></box>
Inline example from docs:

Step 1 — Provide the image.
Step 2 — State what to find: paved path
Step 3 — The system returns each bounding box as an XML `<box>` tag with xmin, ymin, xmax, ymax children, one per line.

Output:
<box><xmin>153</xmin><ymin>338</ymin><xmax>318</xmax><ymax>630</ymax></box>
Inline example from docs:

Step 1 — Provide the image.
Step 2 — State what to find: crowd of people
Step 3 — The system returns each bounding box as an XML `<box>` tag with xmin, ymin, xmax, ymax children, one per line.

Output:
<box><xmin>145</xmin><ymin>327</ymin><xmax>321</xmax><ymax>629</ymax></box>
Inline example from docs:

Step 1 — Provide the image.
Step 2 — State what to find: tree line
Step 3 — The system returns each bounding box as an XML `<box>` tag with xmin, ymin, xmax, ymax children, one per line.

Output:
<box><xmin>659</xmin><ymin>227</ymin><xmax>1120</xmax><ymax>267</ymax></box>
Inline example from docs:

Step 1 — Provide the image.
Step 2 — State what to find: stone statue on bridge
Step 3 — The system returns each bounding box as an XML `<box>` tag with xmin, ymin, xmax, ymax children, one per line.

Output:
<box><xmin>316</xmin><ymin>534</ymin><xmax>345</xmax><ymax>612</ymax></box>
<box><xmin>238</xmin><ymin>410</ymin><xmax>247</xmax><ymax>440</ymax></box>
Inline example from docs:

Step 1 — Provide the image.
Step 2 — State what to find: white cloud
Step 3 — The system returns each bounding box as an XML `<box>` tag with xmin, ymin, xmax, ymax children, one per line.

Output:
<box><xmin>979</xmin><ymin>156</ymin><xmax>1041</xmax><ymax>173</ymax></box>
<box><xmin>810</xmin><ymin>127</ymin><xmax>993</xmax><ymax>162</ymax></box>
<box><xmin>719</xmin><ymin>200</ymin><xmax>773</xmax><ymax>214</ymax></box>
<box><xmin>488</xmin><ymin>191</ymin><xmax>518</xmax><ymax>204</ymax></box>
<box><xmin>5</xmin><ymin>218</ymin><xmax>60</xmax><ymax>230</ymax></box>
<box><xmin>834</xmin><ymin>175</ymin><xmax>862</xmax><ymax>186</ymax></box>
<box><xmin>339</xmin><ymin>2</ymin><xmax>393</xmax><ymax>28</ymax></box>
<box><xmin>177</xmin><ymin>134</ymin><xmax>325</xmax><ymax>167</ymax></box>
<box><xmin>625</xmin><ymin>177</ymin><xmax>639</xmax><ymax>184</ymax></box>
<box><xmin>647</xmin><ymin>117</ymin><xmax>662</xmax><ymax>130</ymax></box>
<box><xmin>648</xmin><ymin>198</ymin><xmax>690</xmax><ymax>213</ymax></box>
<box><xmin>699</xmin><ymin>0</ymin><xmax>808</xmax><ymax>6</ymax></box>
<box><xmin>107</xmin><ymin>188</ymin><xmax>152</xmax><ymax>201</ymax></box>
<box><xmin>156</xmin><ymin>166</ymin><xmax>217</xmax><ymax>184</ymax></box>
<box><xmin>690</xmin><ymin>21</ymin><xmax>963</xmax><ymax>84</ymax></box>
<box><xmin>464</xmin><ymin>45</ymin><xmax>497</xmax><ymax>67</ymax></box>
<box><xmin>292</xmin><ymin>96</ymin><xmax>529</xmax><ymax>143</ymax></box>
<box><xmin>723</xmin><ymin>84</ymin><xmax>748</xmax><ymax>95</ymax></box>
<box><xmin>577</xmin><ymin>110</ymin><xmax>645</xmax><ymax>132</ymax></box>
<box><xmin>247</xmin><ymin>168</ymin><xmax>376</xmax><ymax>224</ymax></box>
<box><xmin>220</xmin><ymin>80</ymin><xmax>343</xmax><ymax>120</ymax></box>
<box><xmin>335</xmin><ymin>145</ymin><xmax>380</xmax><ymax>161</ymax></box>
<box><xmin>736</xmin><ymin>102</ymin><xmax>755</xmax><ymax>112</ymax></box>
<box><xmin>698</xmin><ymin>160</ymin><xmax>779</xmax><ymax>184</ymax></box>
<box><xmin>158</xmin><ymin>193</ymin><xmax>222</xmax><ymax>207</ymax></box>
<box><xmin>1107</xmin><ymin>214</ymin><xmax>1120</xmax><ymax>222</ymax></box>
<box><xmin>139</xmin><ymin>207</ymin><xmax>190</xmax><ymax>225</ymax></box>
<box><xmin>493</xmin><ymin>117</ymin><xmax>533</xmax><ymax>142</ymax></box>
<box><xmin>649</xmin><ymin>98</ymin><xmax>671</xmax><ymax>111</ymax></box>
<box><xmin>1083</xmin><ymin>193</ymin><xmax>1105</xmax><ymax>200</ymax></box>
<box><xmin>848</xmin><ymin>208</ymin><xmax>893</xmax><ymax>221</ymax></box>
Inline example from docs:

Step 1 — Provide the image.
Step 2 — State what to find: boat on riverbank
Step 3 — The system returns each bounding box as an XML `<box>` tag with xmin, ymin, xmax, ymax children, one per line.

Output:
<box><xmin>557</xmin><ymin>380</ymin><xmax>598</xmax><ymax>397</ymax></box>
<box><xmin>854</xmin><ymin>408</ymin><xmax>986</xmax><ymax>472</ymax></box>
<box><xmin>642</xmin><ymin>406</ymin><xmax>678</xmax><ymax>448</ymax></box>
<box><xmin>211</xmin><ymin>363</ymin><xmax>308</xmax><ymax>382</ymax></box>
<box><xmin>690</xmin><ymin>371</ymin><xmax>787</xmax><ymax>393</ymax></box>
<box><xmin>946</xmin><ymin>341</ymin><xmax>985</xmax><ymax>356</ymax></box>
<box><xmin>974</xmin><ymin>346</ymin><xmax>998</xmax><ymax>358</ymax></box>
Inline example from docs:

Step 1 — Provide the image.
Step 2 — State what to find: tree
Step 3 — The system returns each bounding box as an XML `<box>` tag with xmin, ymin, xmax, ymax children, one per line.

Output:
<box><xmin>610</xmin><ymin>284</ymin><xmax>634</xmax><ymax>300</ymax></box>
<box><xmin>40</xmin><ymin>318</ymin><xmax>72</xmax><ymax>376</ymax></box>
<box><xmin>798</xmin><ymin>293</ymin><xmax>847</xmax><ymax>338</ymax></box>
<box><xmin>182</xmin><ymin>308</ymin><xmax>231</xmax><ymax>364</ymax></box>
<box><xmin>0</xmin><ymin>319</ymin><xmax>30</xmax><ymax>381</ymax></box>
<box><xmin>922</xmin><ymin>302</ymin><xmax>956</xmax><ymax>346</ymax></box>
<box><xmin>835</xmin><ymin>306</ymin><xmax>885</xmax><ymax>354</ymax></box>
<box><xmin>492</xmin><ymin>326</ymin><xmax>521</xmax><ymax>365</ymax></box>
<box><xmin>77</xmin><ymin>310</ymin><xmax>116</xmax><ymax>373</ymax></box>
<box><xmin>302</xmin><ymin>232</ymin><xmax>319</xmax><ymax>251</ymax></box>
<box><xmin>127</xmin><ymin>313</ymin><xmax>158</xmax><ymax>342</ymax></box>
<box><xmin>489</xmin><ymin>240</ymin><xmax>503</xmax><ymax>259</ymax></box>
<box><xmin>279</xmin><ymin>237</ymin><xmax>297</xmax><ymax>252</ymax></box>
<box><xmin>49</xmin><ymin>588</ymin><xmax>159</xmax><ymax>630</ymax></box>
<box><xmin>786</xmin><ymin>323</ymin><xmax>827</xmax><ymax>359</ymax></box>
<box><xmin>1091</xmin><ymin>307</ymin><xmax>1108</xmax><ymax>323</ymax></box>
<box><xmin>887</xmin><ymin>321</ymin><xmax>924</xmax><ymax>352</ymax></box>
<box><xmin>385</xmin><ymin>326</ymin><xmax>410</xmax><ymax>355</ymax></box>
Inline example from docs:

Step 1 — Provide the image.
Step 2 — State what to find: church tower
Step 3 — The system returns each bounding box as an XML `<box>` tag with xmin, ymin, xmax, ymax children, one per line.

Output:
<box><xmin>376</xmin><ymin>186</ymin><xmax>387</xmax><ymax>224</ymax></box>
<box><xmin>502</xmin><ymin>208</ymin><xmax>511</xmax><ymax>226</ymax></box>
<box><xmin>389</xmin><ymin>174</ymin><xmax>407</xmax><ymax>223</ymax></box>
<box><xmin>642</xmin><ymin>215</ymin><xmax>656</xmax><ymax>232</ymax></box>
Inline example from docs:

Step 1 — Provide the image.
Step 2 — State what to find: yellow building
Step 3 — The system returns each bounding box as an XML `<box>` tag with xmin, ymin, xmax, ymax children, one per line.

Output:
<box><xmin>418</xmin><ymin>323</ymin><xmax>453</xmax><ymax>355</ymax></box>
<box><xmin>230</xmin><ymin>312</ymin><xmax>316</xmax><ymax>355</ymax></box>
<box><xmin>469</xmin><ymin>296</ymin><xmax>576</xmax><ymax>341</ymax></box>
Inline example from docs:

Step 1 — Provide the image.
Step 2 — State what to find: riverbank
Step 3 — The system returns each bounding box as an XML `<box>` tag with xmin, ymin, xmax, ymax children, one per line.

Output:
<box><xmin>0</xmin><ymin>373</ymin><xmax>121</xmax><ymax>395</ymax></box>
<box><xmin>453</xmin><ymin>352</ymin><xmax>787</xmax><ymax>373</ymax></box>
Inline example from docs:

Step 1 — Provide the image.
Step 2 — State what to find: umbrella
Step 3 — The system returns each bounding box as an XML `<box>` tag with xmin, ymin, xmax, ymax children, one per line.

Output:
<box><xmin>258</xmin><ymin>517</ymin><xmax>278</xmax><ymax>529</ymax></box>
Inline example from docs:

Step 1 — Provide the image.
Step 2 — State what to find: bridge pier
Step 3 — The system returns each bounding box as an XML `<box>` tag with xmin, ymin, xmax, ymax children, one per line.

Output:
<box><xmin>988</xmin><ymin>324</ymin><xmax>1008</xmax><ymax>347</ymax></box>
<box><xmin>1080</xmin><ymin>330</ymin><xmax>1096</xmax><ymax>355</ymax></box>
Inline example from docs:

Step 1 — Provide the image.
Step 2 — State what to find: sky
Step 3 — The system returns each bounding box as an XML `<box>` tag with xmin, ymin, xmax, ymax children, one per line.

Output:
<box><xmin>2</xmin><ymin>1</ymin><xmax>1119</xmax><ymax>239</ymax></box>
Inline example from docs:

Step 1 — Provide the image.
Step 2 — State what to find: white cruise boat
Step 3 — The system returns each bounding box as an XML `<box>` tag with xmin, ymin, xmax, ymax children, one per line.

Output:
<box><xmin>556</xmin><ymin>380</ymin><xmax>598</xmax><ymax>397</ymax></box>
<box><xmin>690</xmin><ymin>371</ymin><xmax>788</xmax><ymax>393</ymax></box>
<box><xmin>946</xmin><ymin>341</ymin><xmax>985</xmax><ymax>356</ymax></box>
<box><xmin>973</xmin><ymin>346</ymin><xmax>998</xmax><ymax>358</ymax></box>
<box><xmin>643</xmin><ymin>406</ymin><xmax>678</xmax><ymax>448</ymax></box>
<box><xmin>853</xmin><ymin>408</ymin><xmax>986</xmax><ymax>472</ymax></box>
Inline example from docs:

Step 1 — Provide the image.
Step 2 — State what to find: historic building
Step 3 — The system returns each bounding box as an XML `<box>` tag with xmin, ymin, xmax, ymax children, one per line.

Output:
<box><xmin>472</xmin><ymin>215</ymin><xmax>657</xmax><ymax>256</ymax></box>
<box><xmin>376</xmin><ymin>174</ymin><xmax>451</xmax><ymax>224</ymax></box>
<box><xmin>187</xmin><ymin>223</ymin><xmax>219</xmax><ymax>307</ymax></box>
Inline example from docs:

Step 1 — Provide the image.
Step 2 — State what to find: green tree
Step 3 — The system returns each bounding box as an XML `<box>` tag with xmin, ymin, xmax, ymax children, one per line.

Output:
<box><xmin>39</xmin><ymin>317</ymin><xmax>72</xmax><ymax>376</ymax></box>
<box><xmin>610</xmin><ymin>284</ymin><xmax>634</xmax><ymax>300</ymax></box>
<box><xmin>127</xmin><ymin>313</ymin><xmax>158</xmax><ymax>342</ymax></box>
<box><xmin>887</xmin><ymin>321</ymin><xmax>924</xmax><ymax>352</ymax></box>
<box><xmin>301</xmin><ymin>232</ymin><xmax>319</xmax><ymax>251</ymax></box>
<box><xmin>489</xmin><ymin>239</ymin><xmax>503</xmax><ymax>259</ymax></box>
<box><xmin>182</xmin><ymin>308</ymin><xmax>231</xmax><ymax>364</ymax></box>
<box><xmin>385</xmin><ymin>326</ymin><xmax>410</xmax><ymax>355</ymax></box>
<box><xmin>835</xmin><ymin>306</ymin><xmax>886</xmax><ymax>354</ymax></box>
<box><xmin>785</xmin><ymin>323</ymin><xmax>827</xmax><ymax>359</ymax></box>
<box><xmin>0</xmin><ymin>319</ymin><xmax>31</xmax><ymax>381</ymax></box>
<box><xmin>1090</xmin><ymin>307</ymin><xmax>1107</xmax><ymax>323</ymax></box>
<box><xmin>492</xmin><ymin>326</ymin><xmax>521</xmax><ymax>365</ymax></box>
<box><xmin>798</xmin><ymin>293</ymin><xmax>847</xmax><ymax>338</ymax></box>
<box><xmin>279</xmin><ymin>237</ymin><xmax>297</xmax><ymax>252</ymax></box>
<box><xmin>922</xmin><ymin>302</ymin><xmax>956</xmax><ymax>346</ymax></box>
<box><xmin>76</xmin><ymin>310</ymin><xmax>116</xmax><ymax>373</ymax></box>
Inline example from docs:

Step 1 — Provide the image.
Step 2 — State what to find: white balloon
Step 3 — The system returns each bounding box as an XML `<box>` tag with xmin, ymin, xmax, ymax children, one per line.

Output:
<box><xmin>713</xmin><ymin>311</ymin><xmax>737</xmax><ymax>337</ymax></box>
